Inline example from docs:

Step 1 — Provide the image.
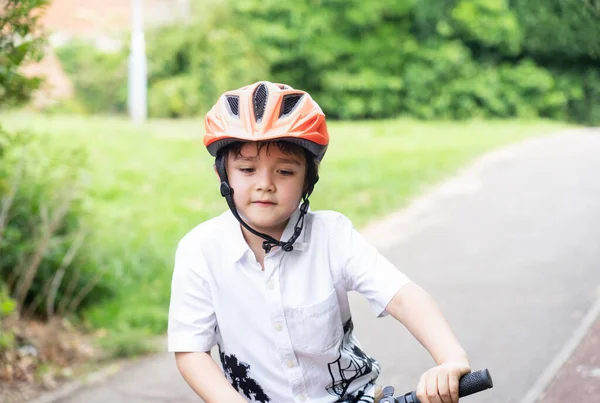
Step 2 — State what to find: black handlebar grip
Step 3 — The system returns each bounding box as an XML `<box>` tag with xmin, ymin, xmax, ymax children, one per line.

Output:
<box><xmin>458</xmin><ymin>369</ymin><xmax>493</xmax><ymax>397</ymax></box>
<box><xmin>406</xmin><ymin>369</ymin><xmax>493</xmax><ymax>403</ymax></box>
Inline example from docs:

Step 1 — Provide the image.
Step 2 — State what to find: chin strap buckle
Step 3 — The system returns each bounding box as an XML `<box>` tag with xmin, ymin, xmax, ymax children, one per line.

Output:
<box><xmin>262</xmin><ymin>241</ymin><xmax>274</xmax><ymax>254</ymax></box>
<box><xmin>220</xmin><ymin>182</ymin><xmax>232</xmax><ymax>197</ymax></box>
<box><xmin>262</xmin><ymin>241</ymin><xmax>294</xmax><ymax>254</ymax></box>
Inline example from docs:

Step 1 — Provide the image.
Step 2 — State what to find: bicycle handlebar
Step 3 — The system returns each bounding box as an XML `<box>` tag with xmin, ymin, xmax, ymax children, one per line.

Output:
<box><xmin>379</xmin><ymin>368</ymin><xmax>493</xmax><ymax>403</ymax></box>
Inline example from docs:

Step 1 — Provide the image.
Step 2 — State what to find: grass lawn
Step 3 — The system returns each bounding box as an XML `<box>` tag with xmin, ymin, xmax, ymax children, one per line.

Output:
<box><xmin>0</xmin><ymin>112</ymin><xmax>571</xmax><ymax>335</ymax></box>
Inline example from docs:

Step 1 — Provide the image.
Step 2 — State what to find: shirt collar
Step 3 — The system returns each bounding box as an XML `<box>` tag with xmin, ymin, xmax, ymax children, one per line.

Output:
<box><xmin>221</xmin><ymin>207</ymin><xmax>309</xmax><ymax>265</ymax></box>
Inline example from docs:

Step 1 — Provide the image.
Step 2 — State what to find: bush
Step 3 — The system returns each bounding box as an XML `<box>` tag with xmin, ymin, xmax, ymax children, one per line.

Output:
<box><xmin>236</xmin><ymin>0</ymin><xmax>597</xmax><ymax>122</ymax></box>
<box><xmin>414</xmin><ymin>0</ymin><xmax>600</xmax><ymax>60</ymax></box>
<box><xmin>513</xmin><ymin>0</ymin><xmax>600</xmax><ymax>61</ymax></box>
<box><xmin>53</xmin><ymin>0</ymin><xmax>600</xmax><ymax>123</ymax></box>
<box><xmin>398</xmin><ymin>40</ymin><xmax>577</xmax><ymax>120</ymax></box>
<box><xmin>54</xmin><ymin>40</ymin><xmax>128</xmax><ymax>115</ymax></box>
<box><xmin>148</xmin><ymin>75</ymin><xmax>202</xmax><ymax>118</ymax></box>
<box><xmin>0</xmin><ymin>282</ymin><xmax>16</xmax><ymax>320</ymax></box>
<box><xmin>0</xmin><ymin>124</ymin><xmax>111</xmax><ymax>319</ymax></box>
<box><xmin>145</xmin><ymin>2</ymin><xmax>269</xmax><ymax>117</ymax></box>
<box><xmin>449</xmin><ymin>0</ymin><xmax>522</xmax><ymax>55</ymax></box>
<box><xmin>414</xmin><ymin>0</ymin><xmax>522</xmax><ymax>55</ymax></box>
<box><xmin>94</xmin><ymin>329</ymin><xmax>159</xmax><ymax>359</ymax></box>
<box><xmin>54</xmin><ymin>1</ymin><xmax>268</xmax><ymax>118</ymax></box>
<box><xmin>0</xmin><ymin>282</ymin><xmax>17</xmax><ymax>351</ymax></box>
<box><xmin>0</xmin><ymin>0</ymin><xmax>49</xmax><ymax>108</ymax></box>
<box><xmin>400</xmin><ymin>39</ymin><xmax>478</xmax><ymax>119</ymax></box>
<box><xmin>581</xmin><ymin>68</ymin><xmax>600</xmax><ymax>125</ymax></box>
<box><xmin>561</xmin><ymin>67</ymin><xmax>600</xmax><ymax>125</ymax></box>
<box><xmin>496</xmin><ymin>60</ymin><xmax>567</xmax><ymax>119</ymax></box>
<box><xmin>237</xmin><ymin>0</ymin><xmax>415</xmax><ymax>119</ymax></box>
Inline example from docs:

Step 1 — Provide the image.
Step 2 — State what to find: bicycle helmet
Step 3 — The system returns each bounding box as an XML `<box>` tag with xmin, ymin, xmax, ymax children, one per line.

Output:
<box><xmin>204</xmin><ymin>81</ymin><xmax>330</xmax><ymax>254</ymax></box>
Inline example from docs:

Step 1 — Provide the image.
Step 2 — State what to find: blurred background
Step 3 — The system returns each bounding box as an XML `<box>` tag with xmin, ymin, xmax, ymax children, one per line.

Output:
<box><xmin>0</xmin><ymin>0</ymin><xmax>598</xmax><ymax>400</ymax></box>
<box><xmin>17</xmin><ymin>0</ymin><xmax>600</xmax><ymax>121</ymax></box>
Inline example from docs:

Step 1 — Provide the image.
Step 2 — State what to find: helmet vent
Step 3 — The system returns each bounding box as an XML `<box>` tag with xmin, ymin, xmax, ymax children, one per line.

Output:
<box><xmin>225</xmin><ymin>95</ymin><xmax>240</xmax><ymax>117</ymax></box>
<box><xmin>280</xmin><ymin>94</ymin><xmax>304</xmax><ymax>117</ymax></box>
<box><xmin>253</xmin><ymin>83</ymin><xmax>268</xmax><ymax>122</ymax></box>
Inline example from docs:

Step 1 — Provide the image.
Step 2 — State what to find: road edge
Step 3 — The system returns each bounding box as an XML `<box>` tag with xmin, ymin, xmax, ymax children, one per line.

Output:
<box><xmin>361</xmin><ymin>128</ymin><xmax>591</xmax><ymax>248</ymax></box>
<box><xmin>27</xmin><ymin>361</ymin><xmax>127</xmax><ymax>403</ymax></box>
<box><xmin>520</xmin><ymin>293</ymin><xmax>600</xmax><ymax>403</ymax></box>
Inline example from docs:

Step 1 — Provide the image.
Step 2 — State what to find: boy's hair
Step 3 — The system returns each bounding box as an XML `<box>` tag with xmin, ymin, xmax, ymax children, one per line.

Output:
<box><xmin>220</xmin><ymin>140</ymin><xmax>320</xmax><ymax>195</ymax></box>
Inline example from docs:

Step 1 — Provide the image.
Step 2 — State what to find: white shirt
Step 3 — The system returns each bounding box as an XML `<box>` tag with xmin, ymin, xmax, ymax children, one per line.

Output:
<box><xmin>168</xmin><ymin>208</ymin><xmax>411</xmax><ymax>403</ymax></box>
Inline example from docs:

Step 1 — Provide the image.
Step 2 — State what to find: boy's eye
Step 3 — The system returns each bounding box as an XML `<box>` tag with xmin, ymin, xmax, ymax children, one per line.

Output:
<box><xmin>239</xmin><ymin>167</ymin><xmax>255</xmax><ymax>173</ymax></box>
<box><xmin>279</xmin><ymin>170</ymin><xmax>294</xmax><ymax>176</ymax></box>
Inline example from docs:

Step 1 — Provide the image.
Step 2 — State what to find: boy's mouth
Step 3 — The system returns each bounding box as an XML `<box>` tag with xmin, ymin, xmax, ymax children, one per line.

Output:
<box><xmin>253</xmin><ymin>200</ymin><xmax>276</xmax><ymax>206</ymax></box>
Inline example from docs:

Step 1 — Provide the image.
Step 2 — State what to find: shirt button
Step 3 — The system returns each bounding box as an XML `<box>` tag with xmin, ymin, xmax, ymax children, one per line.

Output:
<box><xmin>267</xmin><ymin>280</ymin><xmax>276</xmax><ymax>290</ymax></box>
<box><xmin>286</xmin><ymin>359</ymin><xmax>295</xmax><ymax>368</ymax></box>
<box><xmin>298</xmin><ymin>394</ymin><xmax>306</xmax><ymax>402</ymax></box>
<box><xmin>274</xmin><ymin>323</ymin><xmax>283</xmax><ymax>332</ymax></box>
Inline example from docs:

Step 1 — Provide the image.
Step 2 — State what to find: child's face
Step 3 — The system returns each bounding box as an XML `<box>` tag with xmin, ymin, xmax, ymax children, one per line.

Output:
<box><xmin>226</xmin><ymin>142</ymin><xmax>307</xmax><ymax>236</ymax></box>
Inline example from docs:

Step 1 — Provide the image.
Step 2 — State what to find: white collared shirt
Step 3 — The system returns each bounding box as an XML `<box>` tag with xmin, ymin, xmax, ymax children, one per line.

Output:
<box><xmin>168</xmin><ymin>208</ymin><xmax>411</xmax><ymax>403</ymax></box>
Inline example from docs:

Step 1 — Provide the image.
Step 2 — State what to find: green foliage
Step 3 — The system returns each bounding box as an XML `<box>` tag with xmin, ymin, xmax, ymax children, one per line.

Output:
<box><xmin>0</xmin><ymin>0</ymin><xmax>49</xmax><ymax>107</ymax></box>
<box><xmin>559</xmin><ymin>67</ymin><xmax>600</xmax><ymax>125</ymax></box>
<box><xmin>95</xmin><ymin>329</ymin><xmax>159</xmax><ymax>359</ymax></box>
<box><xmin>55</xmin><ymin>40</ymin><xmax>128</xmax><ymax>114</ymax></box>
<box><xmin>236</xmin><ymin>0</ymin><xmax>415</xmax><ymax>119</ymax></box>
<box><xmin>234</xmin><ymin>0</ymin><xmax>597</xmax><ymax>122</ymax></box>
<box><xmin>148</xmin><ymin>75</ymin><xmax>201</xmax><ymax>118</ymax></box>
<box><xmin>415</xmin><ymin>0</ymin><xmax>600</xmax><ymax>60</ymax></box>
<box><xmin>55</xmin><ymin>1</ymin><xmax>267</xmax><ymax>118</ymax></box>
<box><xmin>449</xmin><ymin>0</ymin><xmax>522</xmax><ymax>55</ymax></box>
<box><xmin>415</xmin><ymin>0</ymin><xmax>522</xmax><ymax>55</ymax></box>
<box><xmin>581</xmin><ymin>68</ymin><xmax>600</xmax><ymax>124</ymax></box>
<box><xmin>0</xmin><ymin>331</ymin><xmax>16</xmax><ymax>350</ymax></box>
<box><xmin>53</xmin><ymin>0</ymin><xmax>600</xmax><ymax>123</ymax></box>
<box><xmin>0</xmin><ymin>281</ymin><xmax>17</xmax><ymax>350</ymax></box>
<box><xmin>145</xmin><ymin>1</ymin><xmax>268</xmax><ymax>117</ymax></box>
<box><xmin>496</xmin><ymin>60</ymin><xmax>564</xmax><ymax>118</ymax></box>
<box><xmin>513</xmin><ymin>0</ymin><xmax>600</xmax><ymax>60</ymax></box>
<box><xmin>0</xmin><ymin>124</ymin><xmax>111</xmax><ymax>319</ymax></box>
<box><xmin>0</xmin><ymin>283</ymin><xmax>16</xmax><ymax>319</ymax></box>
<box><xmin>400</xmin><ymin>39</ymin><xmax>476</xmax><ymax>119</ymax></box>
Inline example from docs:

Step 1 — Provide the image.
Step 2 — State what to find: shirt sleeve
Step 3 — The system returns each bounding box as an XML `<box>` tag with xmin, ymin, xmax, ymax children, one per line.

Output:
<box><xmin>332</xmin><ymin>213</ymin><xmax>411</xmax><ymax>317</ymax></box>
<box><xmin>167</xmin><ymin>239</ymin><xmax>217</xmax><ymax>352</ymax></box>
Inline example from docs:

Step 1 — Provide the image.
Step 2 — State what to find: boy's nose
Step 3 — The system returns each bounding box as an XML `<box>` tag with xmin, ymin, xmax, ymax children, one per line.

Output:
<box><xmin>255</xmin><ymin>170</ymin><xmax>275</xmax><ymax>192</ymax></box>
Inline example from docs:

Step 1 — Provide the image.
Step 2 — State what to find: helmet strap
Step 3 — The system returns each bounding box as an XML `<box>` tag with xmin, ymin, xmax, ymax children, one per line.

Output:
<box><xmin>215</xmin><ymin>154</ymin><xmax>311</xmax><ymax>254</ymax></box>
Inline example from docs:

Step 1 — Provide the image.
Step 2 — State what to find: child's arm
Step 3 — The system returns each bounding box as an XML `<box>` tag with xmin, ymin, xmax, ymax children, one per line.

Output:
<box><xmin>385</xmin><ymin>282</ymin><xmax>471</xmax><ymax>403</ymax></box>
<box><xmin>175</xmin><ymin>351</ymin><xmax>247</xmax><ymax>403</ymax></box>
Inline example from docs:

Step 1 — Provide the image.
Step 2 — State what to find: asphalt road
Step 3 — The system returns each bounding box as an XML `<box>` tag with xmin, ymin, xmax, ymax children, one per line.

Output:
<box><xmin>49</xmin><ymin>130</ymin><xmax>600</xmax><ymax>403</ymax></box>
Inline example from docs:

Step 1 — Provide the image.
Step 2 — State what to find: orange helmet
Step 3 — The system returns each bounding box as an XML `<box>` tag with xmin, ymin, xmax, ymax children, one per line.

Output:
<box><xmin>204</xmin><ymin>81</ymin><xmax>329</xmax><ymax>161</ymax></box>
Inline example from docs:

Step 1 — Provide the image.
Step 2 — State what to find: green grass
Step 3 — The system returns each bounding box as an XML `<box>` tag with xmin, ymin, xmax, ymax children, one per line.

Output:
<box><xmin>0</xmin><ymin>112</ymin><xmax>571</xmax><ymax>335</ymax></box>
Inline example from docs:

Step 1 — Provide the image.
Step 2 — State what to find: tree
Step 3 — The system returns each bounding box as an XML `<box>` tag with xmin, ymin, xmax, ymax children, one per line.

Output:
<box><xmin>234</xmin><ymin>0</ymin><xmax>416</xmax><ymax>119</ymax></box>
<box><xmin>513</xmin><ymin>0</ymin><xmax>600</xmax><ymax>61</ymax></box>
<box><xmin>0</xmin><ymin>0</ymin><xmax>49</xmax><ymax>108</ymax></box>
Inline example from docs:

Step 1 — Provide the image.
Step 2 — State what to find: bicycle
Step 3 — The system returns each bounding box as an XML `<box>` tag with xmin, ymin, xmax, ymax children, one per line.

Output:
<box><xmin>379</xmin><ymin>368</ymin><xmax>493</xmax><ymax>403</ymax></box>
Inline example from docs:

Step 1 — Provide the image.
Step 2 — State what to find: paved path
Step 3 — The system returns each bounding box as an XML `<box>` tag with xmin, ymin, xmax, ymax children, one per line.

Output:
<box><xmin>44</xmin><ymin>130</ymin><xmax>600</xmax><ymax>403</ymax></box>
<box><xmin>537</xmin><ymin>315</ymin><xmax>600</xmax><ymax>403</ymax></box>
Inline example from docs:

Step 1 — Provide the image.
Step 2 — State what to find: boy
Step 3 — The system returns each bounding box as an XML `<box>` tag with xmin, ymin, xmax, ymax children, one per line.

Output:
<box><xmin>168</xmin><ymin>81</ymin><xmax>471</xmax><ymax>403</ymax></box>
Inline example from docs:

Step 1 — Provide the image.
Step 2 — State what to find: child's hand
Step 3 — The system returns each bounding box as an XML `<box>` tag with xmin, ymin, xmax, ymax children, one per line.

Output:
<box><xmin>416</xmin><ymin>362</ymin><xmax>471</xmax><ymax>403</ymax></box>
